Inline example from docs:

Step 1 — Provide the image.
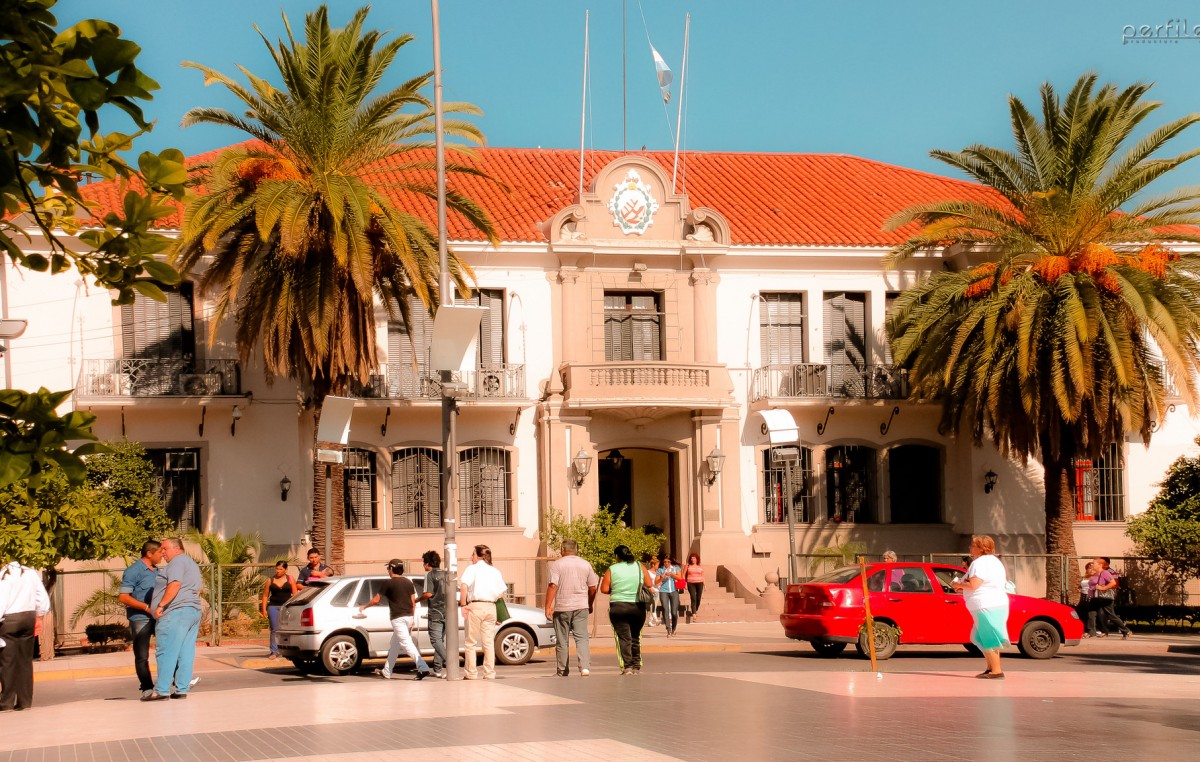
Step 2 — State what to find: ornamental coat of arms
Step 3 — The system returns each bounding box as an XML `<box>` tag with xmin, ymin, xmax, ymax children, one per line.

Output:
<box><xmin>608</xmin><ymin>169</ymin><xmax>659</xmax><ymax>235</ymax></box>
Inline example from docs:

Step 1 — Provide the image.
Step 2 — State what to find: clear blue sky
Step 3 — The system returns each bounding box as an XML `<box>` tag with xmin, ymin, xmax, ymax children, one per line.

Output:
<box><xmin>63</xmin><ymin>1</ymin><xmax>1200</xmax><ymax>188</ymax></box>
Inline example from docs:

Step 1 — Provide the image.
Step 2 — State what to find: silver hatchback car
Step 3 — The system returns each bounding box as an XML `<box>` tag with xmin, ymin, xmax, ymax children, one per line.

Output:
<box><xmin>274</xmin><ymin>574</ymin><xmax>555</xmax><ymax>675</ymax></box>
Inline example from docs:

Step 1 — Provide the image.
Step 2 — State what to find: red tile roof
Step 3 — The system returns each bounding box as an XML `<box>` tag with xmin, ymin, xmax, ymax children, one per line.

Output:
<box><xmin>80</xmin><ymin>145</ymin><xmax>1000</xmax><ymax>247</ymax></box>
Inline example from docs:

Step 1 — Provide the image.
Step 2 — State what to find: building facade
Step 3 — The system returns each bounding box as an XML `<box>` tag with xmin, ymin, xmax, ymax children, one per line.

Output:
<box><xmin>5</xmin><ymin>147</ymin><xmax>1197</xmax><ymax>593</ymax></box>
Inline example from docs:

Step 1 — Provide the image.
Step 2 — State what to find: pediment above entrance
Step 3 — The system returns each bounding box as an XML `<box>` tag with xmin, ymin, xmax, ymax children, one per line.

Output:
<box><xmin>541</xmin><ymin>155</ymin><xmax>730</xmax><ymax>251</ymax></box>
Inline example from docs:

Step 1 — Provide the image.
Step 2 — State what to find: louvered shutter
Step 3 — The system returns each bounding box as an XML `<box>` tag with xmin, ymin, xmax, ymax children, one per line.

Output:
<box><xmin>604</xmin><ymin>293</ymin><xmax>627</xmax><ymax>360</ymax></box>
<box><xmin>824</xmin><ymin>292</ymin><xmax>866</xmax><ymax>394</ymax></box>
<box><xmin>387</xmin><ymin>296</ymin><xmax>433</xmax><ymax>396</ymax></box>
<box><xmin>477</xmin><ymin>289</ymin><xmax>505</xmax><ymax>366</ymax></box>
<box><xmin>630</xmin><ymin>294</ymin><xmax>660</xmax><ymax>360</ymax></box>
<box><xmin>882</xmin><ymin>292</ymin><xmax>899</xmax><ymax>365</ymax></box>
<box><xmin>121</xmin><ymin>284</ymin><xmax>195</xmax><ymax>358</ymax></box>
<box><xmin>760</xmin><ymin>293</ymin><xmax>805</xmax><ymax>365</ymax></box>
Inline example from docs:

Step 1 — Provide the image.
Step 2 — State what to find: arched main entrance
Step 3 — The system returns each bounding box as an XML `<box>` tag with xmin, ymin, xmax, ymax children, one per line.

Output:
<box><xmin>598</xmin><ymin>447</ymin><xmax>678</xmax><ymax>556</ymax></box>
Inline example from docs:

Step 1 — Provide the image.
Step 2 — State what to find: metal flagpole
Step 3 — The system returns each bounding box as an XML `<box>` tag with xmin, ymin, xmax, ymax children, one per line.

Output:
<box><xmin>671</xmin><ymin>14</ymin><xmax>690</xmax><ymax>193</ymax></box>
<box><xmin>430</xmin><ymin>0</ymin><xmax>461</xmax><ymax>681</ymax></box>
<box><xmin>578</xmin><ymin>10</ymin><xmax>589</xmax><ymax>199</ymax></box>
<box><xmin>622</xmin><ymin>0</ymin><xmax>627</xmax><ymax>152</ymax></box>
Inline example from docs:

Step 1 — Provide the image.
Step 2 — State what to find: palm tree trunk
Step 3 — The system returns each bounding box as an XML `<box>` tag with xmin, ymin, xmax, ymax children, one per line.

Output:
<box><xmin>1043</xmin><ymin>456</ymin><xmax>1080</xmax><ymax>604</ymax></box>
<box><xmin>310</xmin><ymin>409</ymin><xmax>347</xmax><ymax>571</ymax></box>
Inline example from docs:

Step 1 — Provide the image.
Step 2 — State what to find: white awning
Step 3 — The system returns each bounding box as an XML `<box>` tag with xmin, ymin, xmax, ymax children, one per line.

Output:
<box><xmin>756</xmin><ymin>409</ymin><xmax>800</xmax><ymax>445</ymax></box>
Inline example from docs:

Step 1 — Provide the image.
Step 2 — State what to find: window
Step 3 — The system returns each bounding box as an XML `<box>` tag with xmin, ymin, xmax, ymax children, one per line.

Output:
<box><xmin>760</xmin><ymin>293</ymin><xmax>806</xmax><ymax>365</ymax></box>
<box><xmin>762</xmin><ymin>445</ymin><xmax>814</xmax><ymax>524</ymax></box>
<box><xmin>121</xmin><ymin>283</ymin><xmax>195</xmax><ymax>359</ymax></box>
<box><xmin>823</xmin><ymin>292</ymin><xmax>867</xmax><ymax>396</ymax></box>
<box><xmin>459</xmin><ymin>447</ymin><xmax>512</xmax><ymax>527</ymax></box>
<box><xmin>387</xmin><ymin>290</ymin><xmax>505</xmax><ymax>396</ymax></box>
<box><xmin>146</xmin><ymin>447</ymin><xmax>201</xmax><ymax>531</ymax></box>
<box><xmin>604</xmin><ymin>292</ymin><xmax>663</xmax><ymax>361</ymax></box>
<box><xmin>889</xmin><ymin>567</ymin><xmax>934</xmax><ymax>593</ymax></box>
<box><xmin>888</xmin><ymin>445</ymin><xmax>941</xmax><ymax>523</ymax></box>
<box><xmin>1074</xmin><ymin>444</ymin><xmax>1126</xmax><ymax>521</ymax></box>
<box><xmin>882</xmin><ymin>291</ymin><xmax>900</xmax><ymax>365</ymax></box>
<box><xmin>826</xmin><ymin>445</ymin><xmax>875</xmax><ymax>523</ymax></box>
<box><xmin>391</xmin><ymin>447</ymin><xmax>441</xmax><ymax>529</ymax></box>
<box><xmin>343</xmin><ymin>448</ymin><xmax>376</xmax><ymax>530</ymax></box>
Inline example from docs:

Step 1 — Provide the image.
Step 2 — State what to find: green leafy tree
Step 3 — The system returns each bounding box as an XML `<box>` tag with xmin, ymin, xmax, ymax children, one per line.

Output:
<box><xmin>186</xmin><ymin>530</ymin><xmax>267</xmax><ymax>630</ymax></box>
<box><xmin>83</xmin><ymin>440</ymin><xmax>171</xmax><ymax>539</ymax></box>
<box><xmin>543</xmin><ymin>507</ymin><xmax>662</xmax><ymax>574</ymax></box>
<box><xmin>0</xmin><ymin>0</ymin><xmax>188</xmax><ymax>500</ymax></box>
<box><xmin>885</xmin><ymin>74</ymin><xmax>1200</xmax><ymax>598</ymax></box>
<box><xmin>1127</xmin><ymin>439</ymin><xmax>1200</xmax><ymax>580</ymax></box>
<box><xmin>172</xmin><ymin>5</ymin><xmax>499</xmax><ymax>564</ymax></box>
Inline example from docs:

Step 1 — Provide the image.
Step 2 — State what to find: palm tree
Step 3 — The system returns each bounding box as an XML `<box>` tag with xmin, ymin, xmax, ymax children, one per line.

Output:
<box><xmin>885</xmin><ymin>74</ymin><xmax>1200</xmax><ymax>599</ymax></box>
<box><xmin>172</xmin><ymin>5</ymin><xmax>498</xmax><ymax>564</ymax></box>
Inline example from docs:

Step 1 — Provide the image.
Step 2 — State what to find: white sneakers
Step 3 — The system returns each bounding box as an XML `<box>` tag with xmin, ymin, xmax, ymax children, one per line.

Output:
<box><xmin>580</xmin><ymin>669</ymin><xmax>590</xmax><ymax>677</ymax></box>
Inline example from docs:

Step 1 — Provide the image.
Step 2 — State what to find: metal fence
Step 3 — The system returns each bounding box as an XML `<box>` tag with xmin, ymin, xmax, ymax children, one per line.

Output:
<box><xmin>52</xmin><ymin>557</ymin><xmax>555</xmax><ymax>648</ymax></box>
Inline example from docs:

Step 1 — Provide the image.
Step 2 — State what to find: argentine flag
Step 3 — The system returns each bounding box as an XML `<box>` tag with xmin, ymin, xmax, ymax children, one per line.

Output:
<box><xmin>651</xmin><ymin>45</ymin><xmax>673</xmax><ymax>104</ymax></box>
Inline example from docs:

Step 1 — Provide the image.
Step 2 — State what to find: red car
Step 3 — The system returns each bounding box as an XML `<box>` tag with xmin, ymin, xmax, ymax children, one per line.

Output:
<box><xmin>780</xmin><ymin>562</ymin><xmax>1084</xmax><ymax>659</ymax></box>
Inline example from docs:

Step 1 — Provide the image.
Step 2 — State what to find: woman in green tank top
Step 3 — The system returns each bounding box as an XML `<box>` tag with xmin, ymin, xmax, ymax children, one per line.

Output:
<box><xmin>600</xmin><ymin>545</ymin><xmax>653</xmax><ymax>674</ymax></box>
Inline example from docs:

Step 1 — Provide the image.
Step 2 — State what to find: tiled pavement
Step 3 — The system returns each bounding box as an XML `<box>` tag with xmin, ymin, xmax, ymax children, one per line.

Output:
<box><xmin>8</xmin><ymin>624</ymin><xmax>1200</xmax><ymax>761</ymax></box>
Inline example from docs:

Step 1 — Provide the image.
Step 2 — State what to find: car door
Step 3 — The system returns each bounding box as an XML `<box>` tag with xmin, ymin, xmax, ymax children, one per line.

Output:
<box><xmin>931</xmin><ymin>566</ymin><xmax>975</xmax><ymax>642</ymax></box>
<box><xmin>353</xmin><ymin>578</ymin><xmax>393</xmax><ymax>655</ymax></box>
<box><xmin>871</xmin><ymin>565</ymin><xmax>946</xmax><ymax>642</ymax></box>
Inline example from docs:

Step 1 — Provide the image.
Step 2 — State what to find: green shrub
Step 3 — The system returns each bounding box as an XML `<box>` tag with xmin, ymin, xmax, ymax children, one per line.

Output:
<box><xmin>543</xmin><ymin>506</ymin><xmax>662</xmax><ymax>574</ymax></box>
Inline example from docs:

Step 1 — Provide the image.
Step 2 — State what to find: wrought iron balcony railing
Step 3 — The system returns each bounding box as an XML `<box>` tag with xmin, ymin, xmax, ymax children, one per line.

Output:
<box><xmin>353</xmin><ymin>364</ymin><xmax>526</xmax><ymax>400</ymax></box>
<box><xmin>750</xmin><ymin>363</ymin><xmax>910</xmax><ymax>401</ymax></box>
<box><xmin>77</xmin><ymin>358</ymin><xmax>241</xmax><ymax>398</ymax></box>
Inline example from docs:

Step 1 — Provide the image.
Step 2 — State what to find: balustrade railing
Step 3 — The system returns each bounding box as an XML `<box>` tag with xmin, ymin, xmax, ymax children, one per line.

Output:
<box><xmin>77</xmin><ymin>358</ymin><xmax>241</xmax><ymax>398</ymax></box>
<box><xmin>355</xmin><ymin>364</ymin><xmax>526</xmax><ymax>400</ymax></box>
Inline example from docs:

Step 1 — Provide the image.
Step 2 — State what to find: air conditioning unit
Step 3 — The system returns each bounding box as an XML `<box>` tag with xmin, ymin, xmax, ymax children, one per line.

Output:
<box><xmin>165</xmin><ymin>451</ymin><xmax>198</xmax><ymax>471</ymax></box>
<box><xmin>178</xmin><ymin>373</ymin><xmax>222</xmax><ymax>396</ymax></box>
<box><xmin>476</xmin><ymin>370</ymin><xmax>505</xmax><ymax>397</ymax></box>
<box><xmin>89</xmin><ymin>373</ymin><xmax>120</xmax><ymax>396</ymax></box>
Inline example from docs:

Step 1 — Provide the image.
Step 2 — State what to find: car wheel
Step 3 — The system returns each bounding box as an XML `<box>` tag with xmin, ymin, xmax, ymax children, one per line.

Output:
<box><xmin>320</xmin><ymin>634</ymin><xmax>363</xmax><ymax>675</ymax></box>
<box><xmin>495</xmin><ymin>625</ymin><xmax>534</xmax><ymax>665</ymax></box>
<box><xmin>810</xmin><ymin>639</ymin><xmax>848</xmax><ymax>657</ymax></box>
<box><xmin>855</xmin><ymin>622</ymin><xmax>898</xmax><ymax>660</ymax></box>
<box><xmin>1017</xmin><ymin>620</ymin><xmax>1061</xmax><ymax>659</ymax></box>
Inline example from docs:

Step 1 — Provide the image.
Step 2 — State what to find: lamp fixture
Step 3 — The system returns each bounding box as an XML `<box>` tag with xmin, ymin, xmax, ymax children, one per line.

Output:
<box><xmin>984</xmin><ymin>469</ymin><xmax>998</xmax><ymax>494</ymax></box>
<box><xmin>572</xmin><ymin>448</ymin><xmax>592</xmax><ymax>488</ymax></box>
<box><xmin>704</xmin><ymin>446</ymin><xmax>725</xmax><ymax>486</ymax></box>
<box><xmin>231</xmin><ymin>405</ymin><xmax>242</xmax><ymax>436</ymax></box>
<box><xmin>607</xmin><ymin>449</ymin><xmax>625</xmax><ymax>469</ymax></box>
<box><xmin>280</xmin><ymin>475</ymin><xmax>292</xmax><ymax>502</ymax></box>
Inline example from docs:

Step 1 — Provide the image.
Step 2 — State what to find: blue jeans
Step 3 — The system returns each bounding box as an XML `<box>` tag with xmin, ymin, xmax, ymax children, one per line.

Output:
<box><xmin>267</xmin><ymin>606</ymin><xmax>282</xmax><ymax>654</ymax></box>
<box><xmin>427</xmin><ymin>616</ymin><xmax>447</xmax><ymax>672</ymax></box>
<box><xmin>128</xmin><ymin>617</ymin><xmax>155</xmax><ymax>690</ymax></box>
<box><xmin>153</xmin><ymin>606</ymin><xmax>201</xmax><ymax>696</ymax></box>
<box><xmin>659</xmin><ymin>589</ymin><xmax>679</xmax><ymax>633</ymax></box>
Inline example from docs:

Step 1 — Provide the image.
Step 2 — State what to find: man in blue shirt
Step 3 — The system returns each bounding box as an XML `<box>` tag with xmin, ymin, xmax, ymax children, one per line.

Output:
<box><xmin>118</xmin><ymin>540</ymin><xmax>163</xmax><ymax>698</ymax></box>
<box><xmin>144</xmin><ymin>538</ymin><xmax>203</xmax><ymax>701</ymax></box>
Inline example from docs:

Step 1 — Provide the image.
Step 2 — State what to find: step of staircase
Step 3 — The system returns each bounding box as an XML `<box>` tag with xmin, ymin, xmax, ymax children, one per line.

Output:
<box><xmin>668</xmin><ymin>581</ymin><xmax>779</xmax><ymax>623</ymax></box>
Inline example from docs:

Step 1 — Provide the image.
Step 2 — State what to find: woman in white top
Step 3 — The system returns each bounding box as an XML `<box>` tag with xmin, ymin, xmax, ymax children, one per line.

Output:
<box><xmin>951</xmin><ymin>535</ymin><xmax>1010</xmax><ymax>679</ymax></box>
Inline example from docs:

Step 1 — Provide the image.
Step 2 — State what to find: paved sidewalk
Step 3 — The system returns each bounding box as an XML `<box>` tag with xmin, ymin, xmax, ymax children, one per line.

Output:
<box><xmin>33</xmin><ymin>621</ymin><xmax>1200</xmax><ymax>681</ymax></box>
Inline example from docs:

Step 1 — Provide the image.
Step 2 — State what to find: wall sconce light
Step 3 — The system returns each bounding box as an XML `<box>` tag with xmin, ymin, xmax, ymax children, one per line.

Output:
<box><xmin>607</xmin><ymin>449</ymin><xmax>625</xmax><ymax>469</ymax></box>
<box><xmin>704</xmin><ymin>447</ymin><xmax>725</xmax><ymax>486</ymax></box>
<box><xmin>572</xmin><ymin>449</ymin><xmax>592</xmax><ymax>488</ymax></box>
<box><xmin>984</xmin><ymin>469</ymin><xmax>998</xmax><ymax>494</ymax></box>
<box><xmin>231</xmin><ymin>405</ymin><xmax>242</xmax><ymax>436</ymax></box>
<box><xmin>280</xmin><ymin>475</ymin><xmax>292</xmax><ymax>502</ymax></box>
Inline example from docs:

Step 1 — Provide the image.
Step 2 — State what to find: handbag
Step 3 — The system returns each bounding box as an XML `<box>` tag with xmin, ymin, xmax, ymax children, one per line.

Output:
<box><xmin>637</xmin><ymin>565</ymin><xmax>657</xmax><ymax>607</ymax></box>
<box><xmin>1095</xmin><ymin>587</ymin><xmax>1116</xmax><ymax>600</ymax></box>
<box><xmin>495</xmin><ymin>597</ymin><xmax>512</xmax><ymax>623</ymax></box>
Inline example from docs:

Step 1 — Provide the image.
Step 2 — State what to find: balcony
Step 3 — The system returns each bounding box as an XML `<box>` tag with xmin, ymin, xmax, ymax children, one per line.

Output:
<box><xmin>560</xmin><ymin>362</ymin><xmax>734</xmax><ymax>409</ymax></box>
<box><xmin>750</xmin><ymin>363</ymin><xmax>909</xmax><ymax>402</ymax></box>
<box><xmin>76</xmin><ymin>358</ymin><xmax>242</xmax><ymax>401</ymax></box>
<box><xmin>354</xmin><ymin>364</ymin><xmax>526</xmax><ymax>402</ymax></box>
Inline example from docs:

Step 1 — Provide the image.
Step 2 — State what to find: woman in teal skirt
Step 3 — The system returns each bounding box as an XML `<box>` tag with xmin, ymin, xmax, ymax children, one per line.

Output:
<box><xmin>952</xmin><ymin>535</ymin><xmax>1010</xmax><ymax>679</ymax></box>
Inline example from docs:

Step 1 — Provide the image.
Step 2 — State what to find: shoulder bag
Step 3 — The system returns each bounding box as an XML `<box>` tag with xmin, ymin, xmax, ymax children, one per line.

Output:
<box><xmin>636</xmin><ymin>565</ymin><xmax>657</xmax><ymax>607</ymax></box>
<box><xmin>495</xmin><ymin>597</ymin><xmax>512</xmax><ymax>622</ymax></box>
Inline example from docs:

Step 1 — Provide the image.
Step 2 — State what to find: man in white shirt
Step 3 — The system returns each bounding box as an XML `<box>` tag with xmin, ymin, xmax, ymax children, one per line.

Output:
<box><xmin>458</xmin><ymin>544</ymin><xmax>507</xmax><ymax>680</ymax></box>
<box><xmin>0</xmin><ymin>560</ymin><xmax>51</xmax><ymax>711</ymax></box>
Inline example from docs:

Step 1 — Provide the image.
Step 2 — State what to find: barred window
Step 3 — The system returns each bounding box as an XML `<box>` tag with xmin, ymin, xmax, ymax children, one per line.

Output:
<box><xmin>459</xmin><ymin>447</ymin><xmax>512</xmax><ymax>528</ymax></box>
<box><xmin>1074</xmin><ymin>444</ymin><xmax>1125</xmax><ymax>521</ymax></box>
<box><xmin>392</xmin><ymin>447</ymin><xmax>442</xmax><ymax>529</ymax></box>
<box><xmin>826</xmin><ymin>445</ymin><xmax>875</xmax><ymax>523</ymax></box>
<box><xmin>343</xmin><ymin>448</ymin><xmax>376</xmax><ymax>530</ymax></box>
<box><xmin>146</xmin><ymin>448</ymin><xmax>201</xmax><ymax>531</ymax></box>
<box><xmin>762</xmin><ymin>446</ymin><xmax>814</xmax><ymax>524</ymax></box>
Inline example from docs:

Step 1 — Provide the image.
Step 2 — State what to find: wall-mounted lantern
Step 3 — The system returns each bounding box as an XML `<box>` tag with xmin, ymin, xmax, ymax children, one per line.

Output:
<box><xmin>704</xmin><ymin>447</ymin><xmax>725</xmax><ymax>486</ymax></box>
<box><xmin>280</xmin><ymin>475</ymin><xmax>292</xmax><ymax>502</ymax></box>
<box><xmin>572</xmin><ymin>449</ymin><xmax>592</xmax><ymax>488</ymax></box>
<box><xmin>984</xmin><ymin>469</ymin><xmax>999</xmax><ymax>494</ymax></box>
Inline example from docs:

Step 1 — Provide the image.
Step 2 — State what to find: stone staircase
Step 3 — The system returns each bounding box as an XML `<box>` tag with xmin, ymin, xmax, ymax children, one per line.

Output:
<box><xmin>678</xmin><ymin>578</ymin><xmax>778</xmax><ymax>623</ymax></box>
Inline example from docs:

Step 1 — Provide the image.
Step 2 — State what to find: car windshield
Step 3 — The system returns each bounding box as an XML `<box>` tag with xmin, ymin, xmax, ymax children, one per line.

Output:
<box><xmin>809</xmin><ymin>566</ymin><xmax>864</xmax><ymax>584</ymax></box>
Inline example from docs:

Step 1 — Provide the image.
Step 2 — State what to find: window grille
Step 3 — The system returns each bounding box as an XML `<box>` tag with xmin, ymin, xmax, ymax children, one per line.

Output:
<box><xmin>1074</xmin><ymin>444</ymin><xmax>1126</xmax><ymax>521</ymax></box>
<box><xmin>343</xmin><ymin>448</ymin><xmax>376</xmax><ymax>530</ymax></box>
<box><xmin>459</xmin><ymin>447</ymin><xmax>512</xmax><ymax>528</ymax></box>
<box><xmin>147</xmin><ymin>447</ymin><xmax>201</xmax><ymax>531</ymax></box>
<box><xmin>762</xmin><ymin>446</ymin><xmax>814</xmax><ymax>524</ymax></box>
<box><xmin>760</xmin><ymin>292</ymin><xmax>806</xmax><ymax>365</ymax></box>
<box><xmin>826</xmin><ymin>445</ymin><xmax>875</xmax><ymax>523</ymax></box>
<box><xmin>604</xmin><ymin>292</ymin><xmax>663</xmax><ymax>361</ymax></box>
<box><xmin>391</xmin><ymin>447</ymin><xmax>442</xmax><ymax>529</ymax></box>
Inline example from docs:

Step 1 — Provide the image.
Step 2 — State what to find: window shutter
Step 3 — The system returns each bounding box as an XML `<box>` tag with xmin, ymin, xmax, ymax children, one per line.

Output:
<box><xmin>121</xmin><ymin>284</ymin><xmax>195</xmax><ymax>358</ymax></box>
<box><xmin>882</xmin><ymin>292</ymin><xmax>899</xmax><ymax>365</ymax></box>
<box><xmin>604</xmin><ymin>293</ymin><xmax>627</xmax><ymax>361</ymax></box>
<box><xmin>478</xmin><ymin>289</ymin><xmax>505</xmax><ymax>365</ymax></box>
<box><xmin>388</xmin><ymin>296</ymin><xmax>433</xmax><ymax>395</ymax></box>
<box><xmin>761</xmin><ymin>293</ymin><xmax>804</xmax><ymax>365</ymax></box>
<box><xmin>630</xmin><ymin>294</ymin><xmax>659</xmax><ymax>360</ymax></box>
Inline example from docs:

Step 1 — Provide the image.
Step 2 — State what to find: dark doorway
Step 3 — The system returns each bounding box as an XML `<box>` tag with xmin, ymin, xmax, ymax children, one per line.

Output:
<box><xmin>598</xmin><ymin>450</ymin><xmax>633</xmax><ymax>525</ymax></box>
